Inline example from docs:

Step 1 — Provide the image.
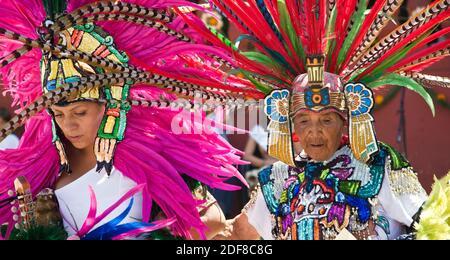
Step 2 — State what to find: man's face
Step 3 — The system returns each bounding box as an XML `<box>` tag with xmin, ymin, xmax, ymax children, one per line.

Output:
<box><xmin>293</xmin><ymin>110</ymin><xmax>345</xmax><ymax>161</ymax></box>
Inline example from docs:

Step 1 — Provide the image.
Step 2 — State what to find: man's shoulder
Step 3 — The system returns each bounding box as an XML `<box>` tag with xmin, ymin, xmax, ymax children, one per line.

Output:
<box><xmin>256</xmin><ymin>161</ymin><xmax>292</xmax><ymax>214</ymax></box>
<box><xmin>376</xmin><ymin>142</ymin><xmax>426</xmax><ymax>198</ymax></box>
<box><xmin>257</xmin><ymin>161</ymin><xmax>291</xmax><ymax>185</ymax></box>
<box><xmin>375</xmin><ymin>142</ymin><xmax>411</xmax><ymax>170</ymax></box>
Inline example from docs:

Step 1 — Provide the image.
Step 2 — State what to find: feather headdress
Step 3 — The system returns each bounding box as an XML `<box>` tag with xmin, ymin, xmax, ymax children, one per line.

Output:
<box><xmin>174</xmin><ymin>0</ymin><xmax>450</xmax><ymax>165</ymax></box>
<box><xmin>0</xmin><ymin>0</ymin><xmax>255</xmax><ymax>239</ymax></box>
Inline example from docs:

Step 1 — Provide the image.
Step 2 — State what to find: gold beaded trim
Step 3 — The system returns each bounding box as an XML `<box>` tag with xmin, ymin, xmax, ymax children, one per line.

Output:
<box><xmin>290</xmin><ymin>92</ymin><xmax>347</xmax><ymax>117</ymax></box>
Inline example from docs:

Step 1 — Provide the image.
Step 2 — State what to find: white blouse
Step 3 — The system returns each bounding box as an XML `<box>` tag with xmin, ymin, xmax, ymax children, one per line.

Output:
<box><xmin>55</xmin><ymin>167</ymin><xmax>143</xmax><ymax>236</ymax></box>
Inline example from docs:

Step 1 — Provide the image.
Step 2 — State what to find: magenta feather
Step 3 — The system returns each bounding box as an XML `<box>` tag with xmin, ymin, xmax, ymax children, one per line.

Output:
<box><xmin>0</xmin><ymin>0</ymin><xmax>250</xmax><ymax>239</ymax></box>
<box><xmin>0</xmin><ymin>104</ymin><xmax>246</xmax><ymax>239</ymax></box>
<box><xmin>0</xmin><ymin>113</ymin><xmax>60</xmax><ymax>231</ymax></box>
<box><xmin>66</xmin><ymin>0</ymin><xmax>200</xmax><ymax>12</ymax></box>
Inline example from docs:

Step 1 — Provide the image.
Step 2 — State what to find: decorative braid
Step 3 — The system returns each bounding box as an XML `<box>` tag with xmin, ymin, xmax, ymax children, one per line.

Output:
<box><xmin>74</xmin><ymin>13</ymin><xmax>191</xmax><ymax>43</ymax></box>
<box><xmin>0</xmin><ymin>72</ymin><xmax>152</xmax><ymax>142</ymax></box>
<box><xmin>0</xmin><ymin>27</ymin><xmax>133</xmax><ymax>73</ymax></box>
<box><xmin>349</xmin><ymin>0</ymin><xmax>449</xmax><ymax>73</ymax></box>
<box><xmin>350</xmin><ymin>0</ymin><xmax>404</xmax><ymax>65</ymax></box>
<box><xmin>0</xmin><ymin>45</ymin><xmax>33</xmax><ymax>68</ymax></box>
<box><xmin>147</xmin><ymin>73</ymin><xmax>251</xmax><ymax>96</ymax></box>
<box><xmin>210</xmin><ymin>54</ymin><xmax>235</xmax><ymax>69</ymax></box>
<box><xmin>328</xmin><ymin>0</ymin><xmax>336</xmax><ymax>16</ymax></box>
<box><xmin>164</xmin><ymin>85</ymin><xmax>240</xmax><ymax>102</ymax></box>
<box><xmin>52</xmin><ymin>1</ymin><xmax>173</xmax><ymax>33</ymax></box>
<box><xmin>398</xmin><ymin>47</ymin><xmax>450</xmax><ymax>71</ymax></box>
<box><xmin>249</xmin><ymin>74</ymin><xmax>282</xmax><ymax>89</ymax></box>
<box><xmin>128</xmin><ymin>97</ymin><xmax>258</xmax><ymax>111</ymax></box>
<box><xmin>399</xmin><ymin>71</ymin><xmax>450</xmax><ymax>88</ymax></box>
<box><xmin>0</xmin><ymin>29</ymin><xmax>251</xmax><ymax>103</ymax></box>
<box><xmin>129</xmin><ymin>99</ymin><xmax>203</xmax><ymax>111</ymax></box>
<box><xmin>60</xmin><ymin>16</ymin><xmax>236</xmax><ymax>71</ymax></box>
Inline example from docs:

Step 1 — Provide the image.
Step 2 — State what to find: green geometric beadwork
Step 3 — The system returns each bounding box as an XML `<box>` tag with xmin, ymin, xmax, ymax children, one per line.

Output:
<box><xmin>73</xmin><ymin>24</ymin><xmax>129</xmax><ymax>64</ymax></box>
<box><xmin>339</xmin><ymin>180</ymin><xmax>361</xmax><ymax>196</ymax></box>
<box><xmin>380</xmin><ymin>142</ymin><xmax>410</xmax><ymax>170</ymax></box>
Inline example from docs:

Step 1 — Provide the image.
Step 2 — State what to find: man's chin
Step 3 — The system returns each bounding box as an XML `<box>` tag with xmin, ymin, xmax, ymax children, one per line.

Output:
<box><xmin>305</xmin><ymin>151</ymin><xmax>332</xmax><ymax>162</ymax></box>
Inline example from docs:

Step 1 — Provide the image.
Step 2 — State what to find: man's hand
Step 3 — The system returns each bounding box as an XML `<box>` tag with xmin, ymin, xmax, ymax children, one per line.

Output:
<box><xmin>212</xmin><ymin>213</ymin><xmax>260</xmax><ymax>240</ymax></box>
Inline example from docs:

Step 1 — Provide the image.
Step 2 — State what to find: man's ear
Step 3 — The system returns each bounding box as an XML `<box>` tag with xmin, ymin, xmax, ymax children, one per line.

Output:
<box><xmin>342</xmin><ymin>123</ymin><xmax>348</xmax><ymax>136</ymax></box>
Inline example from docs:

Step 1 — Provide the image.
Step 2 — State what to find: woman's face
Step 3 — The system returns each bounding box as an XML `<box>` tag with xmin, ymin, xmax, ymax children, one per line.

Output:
<box><xmin>51</xmin><ymin>101</ymin><xmax>105</xmax><ymax>150</ymax></box>
<box><xmin>293</xmin><ymin>110</ymin><xmax>345</xmax><ymax>161</ymax></box>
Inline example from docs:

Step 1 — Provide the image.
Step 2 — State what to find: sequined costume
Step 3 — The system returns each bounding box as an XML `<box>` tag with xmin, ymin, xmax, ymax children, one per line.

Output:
<box><xmin>173</xmin><ymin>0</ymin><xmax>450</xmax><ymax>240</ymax></box>
<box><xmin>0</xmin><ymin>0</ymin><xmax>253</xmax><ymax>240</ymax></box>
<box><xmin>250</xmin><ymin>142</ymin><xmax>427</xmax><ymax>240</ymax></box>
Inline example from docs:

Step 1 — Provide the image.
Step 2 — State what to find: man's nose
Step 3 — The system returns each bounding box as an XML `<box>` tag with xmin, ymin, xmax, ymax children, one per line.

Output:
<box><xmin>309</xmin><ymin>123</ymin><xmax>323</xmax><ymax>134</ymax></box>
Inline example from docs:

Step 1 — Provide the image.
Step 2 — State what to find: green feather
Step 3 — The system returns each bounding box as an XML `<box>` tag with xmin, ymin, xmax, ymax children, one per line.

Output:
<box><xmin>415</xmin><ymin>172</ymin><xmax>450</xmax><ymax>240</ymax></box>
<box><xmin>207</xmin><ymin>26</ymin><xmax>238</xmax><ymax>51</ymax></box>
<box><xmin>325</xmin><ymin>5</ymin><xmax>338</xmax><ymax>67</ymax></box>
<box><xmin>242</xmin><ymin>51</ymin><xmax>284</xmax><ymax>73</ymax></box>
<box><xmin>348</xmin><ymin>68</ymin><xmax>365</xmax><ymax>82</ymax></box>
<box><xmin>8</xmin><ymin>225</ymin><xmax>68</xmax><ymax>240</ymax></box>
<box><xmin>236</xmin><ymin>35</ymin><xmax>297</xmax><ymax>76</ymax></box>
<box><xmin>325</xmin><ymin>5</ymin><xmax>337</xmax><ymax>55</ymax></box>
<box><xmin>337</xmin><ymin>0</ymin><xmax>367</xmax><ymax>70</ymax></box>
<box><xmin>43</xmin><ymin>0</ymin><xmax>67</xmax><ymax>20</ymax></box>
<box><xmin>277</xmin><ymin>0</ymin><xmax>306</xmax><ymax>64</ymax></box>
<box><xmin>238</xmin><ymin>69</ymin><xmax>273</xmax><ymax>94</ymax></box>
<box><xmin>366</xmin><ymin>73</ymin><xmax>435</xmax><ymax>116</ymax></box>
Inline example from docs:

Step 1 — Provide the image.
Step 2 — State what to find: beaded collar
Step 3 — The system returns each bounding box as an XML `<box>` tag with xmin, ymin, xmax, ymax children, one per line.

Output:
<box><xmin>259</xmin><ymin>144</ymin><xmax>388</xmax><ymax>240</ymax></box>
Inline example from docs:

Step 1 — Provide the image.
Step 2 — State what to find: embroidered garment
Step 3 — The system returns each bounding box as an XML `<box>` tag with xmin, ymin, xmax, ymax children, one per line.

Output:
<box><xmin>247</xmin><ymin>143</ymin><xmax>427</xmax><ymax>240</ymax></box>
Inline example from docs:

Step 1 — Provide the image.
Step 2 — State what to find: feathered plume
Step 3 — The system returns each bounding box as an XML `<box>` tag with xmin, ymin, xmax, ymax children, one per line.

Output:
<box><xmin>415</xmin><ymin>172</ymin><xmax>450</xmax><ymax>240</ymax></box>
<box><xmin>0</xmin><ymin>0</ymin><xmax>252</xmax><ymax>240</ymax></box>
<box><xmin>178</xmin><ymin>0</ymin><xmax>450</xmax><ymax>114</ymax></box>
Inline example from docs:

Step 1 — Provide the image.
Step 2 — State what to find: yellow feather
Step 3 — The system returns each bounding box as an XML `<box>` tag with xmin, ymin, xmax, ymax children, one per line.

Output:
<box><xmin>415</xmin><ymin>171</ymin><xmax>450</xmax><ymax>240</ymax></box>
